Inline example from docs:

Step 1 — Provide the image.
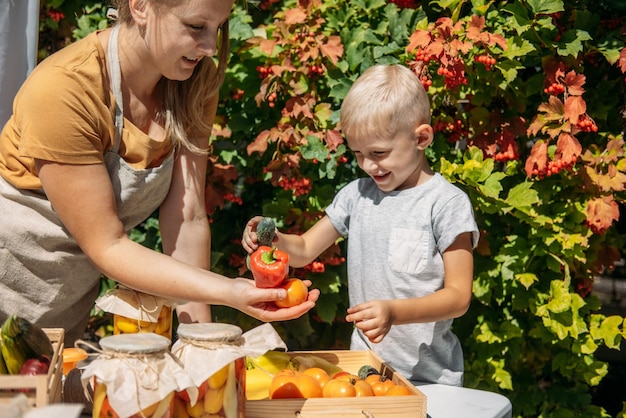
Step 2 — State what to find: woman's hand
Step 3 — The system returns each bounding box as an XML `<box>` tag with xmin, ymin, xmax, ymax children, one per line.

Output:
<box><xmin>229</xmin><ymin>278</ymin><xmax>320</xmax><ymax>322</ymax></box>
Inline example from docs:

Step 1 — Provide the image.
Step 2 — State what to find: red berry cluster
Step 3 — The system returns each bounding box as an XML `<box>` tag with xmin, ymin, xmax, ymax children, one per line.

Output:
<box><xmin>433</xmin><ymin>119</ymin><xmax>466</xmax><ymax>143</ymax></box>
<box><xmin>576</xmin><ymin>114</ymin><xmax>598</xmax><ymax>133</ymax></box>
<box><xmin>256</xmin><ymin>65</ymin><xmax>272</xmax><ymax>79</ymax></box>
<box><xmin>420</xmin><ymin>75</ymin><xmax>433</xmax><ymax>91</ymax></box>
<box><xmin>544</xmin><ymin>82</ymin><xmax>565</xmax><ymax>96</ymax></box>
<box><xmin>308</xmin><ymin>64</ymin><xmax>325</xmax><ymax>77</ymax></box>
<box><xmin>48</xmin><ymin>10</ymin><xmax>65</xmax><ymax>23</ymax></box>
<box><xmin>437</xmin><ymin>65</ymin><xmax>467</xmax><ymax>89</ymax></box>
<box><xmin>414</xmin><ymin>49</ymin><xmax>432</xmax><ymax>64</ymax></box>
<box><xmin>545</xmin><ymin>157</ymin><xmax>576</xmax><ymax>177</ymax></box>
<box><xmin>494</xmin><ymin>150</ymin><xmax>518</xmax><ymax>162</ymax></box>
<box><xmin>224</xmin><ymin>192</ymin><xmax>243</xmax><ymax>205</ymax></box>
<box><xmin>474</xmin><ymin>54</ymin><xmax>496</xmax><ymax>71</ymax></box>
<box><xmin>278</xmin><ymin>176</ymin><xmax>312</xmax><ymax>196</ymax></box>
<box><xmin>231</xmin><ymin>89</ymin><xmax>244</xmax><ymax>100</ymax></box>
<box><xmin>267</xmin><ymin>91</ymin><xmax>278</xmax><ymax>108</ymax></box>
<box><xmin>389</xmin><ymin>0</ymin><xmax>418</xmax><ymax>9</ymax></box>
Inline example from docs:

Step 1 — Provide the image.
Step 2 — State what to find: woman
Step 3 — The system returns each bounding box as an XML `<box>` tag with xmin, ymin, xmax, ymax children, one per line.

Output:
<box><xmin>0</xmin><ymin>0</ymin><xmax>318</xmax><ymax>345</ymax></box>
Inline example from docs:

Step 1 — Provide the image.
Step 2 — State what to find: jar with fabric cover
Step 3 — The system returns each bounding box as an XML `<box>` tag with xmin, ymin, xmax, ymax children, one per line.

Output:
<box><xmin>80</xmin><ymin>333</ymin><xmax>196</xmax><ymax>418</ymax></box>
<box><xmin>95</xmin><ymin>286</ymin><xmax>175</xmax><ymax>340</ymax></box>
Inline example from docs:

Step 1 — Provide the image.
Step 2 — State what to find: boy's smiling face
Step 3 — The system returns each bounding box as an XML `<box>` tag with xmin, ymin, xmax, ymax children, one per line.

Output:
<box><xmin>347</xmin><ymin>124</ymin><xmax>434</xmax><ymax>192</ymax></box>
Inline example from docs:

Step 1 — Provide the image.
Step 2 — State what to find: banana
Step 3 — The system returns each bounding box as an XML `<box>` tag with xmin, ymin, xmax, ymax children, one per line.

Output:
<box><xmin>245</xmin><ymin>367</ymin><xmax>273</xmax><ymax>400</ymax></box>
<box><xmin>290</xmin><ymin>354</ymin><xmax>344</xmax><ymax>377</ymax></box>
<box><xmin>247</xmin><ymin>350</ymin><xmax>292</xmax><ymax>375</ymax></box>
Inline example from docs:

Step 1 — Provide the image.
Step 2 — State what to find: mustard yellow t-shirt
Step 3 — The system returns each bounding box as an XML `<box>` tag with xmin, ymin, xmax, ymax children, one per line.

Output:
<box><xmin>0</xmin><ymin>30</ymin><xmax>173</xmax><ymax>190</ymax></box>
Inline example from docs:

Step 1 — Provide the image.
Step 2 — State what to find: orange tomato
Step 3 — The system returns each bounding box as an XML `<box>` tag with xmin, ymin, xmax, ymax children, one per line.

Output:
<box><xmin>364</xmin><ymin>374</ymin><xmax>383</xmax><ymax>386</ymax></box>
<box><xmin>384</xmin><ymin>385</ymin><xmax>413</xmax><ymax>396</ymax></box>
<box><xmin>371</xmin><ymin>379</ymin><xmax>396</xmax><ymax>396</ymax></box>
<box><xmin>354</xmin><ymin>380</ymin><xmax>375</xmax><ymax>397</ymax></box>
<box><xmin>275</xmin><ymin>278</ymin><xmax>308</xmax><ymax>308</ymax></box>
<box><xmin>302</xmin><ymin>367</ymin><xmax>331</xmax><ymax>388</ymax></box>
<box><xmin>270</xmin><ymin>373</ymin><xmax>304</xmax><ymax>399</ymax></box>
<box><xmin>322</xmin><ymin>378</ymin><xmax>356</xmax><ymax>398</ymax></box>
<box><xmin>334</xmin><ymin>373</ymin><xmax>361</xmax><ymax>384</ymax></box>
<box><xmin>297</xmin><ymin>374</ymin><xmax>324</xmax><ymax>398</ymax></box>
<box><xmin>269</xmin><ymin>371</ymin><xmax>323</xmax><ymax>399</ymax></box>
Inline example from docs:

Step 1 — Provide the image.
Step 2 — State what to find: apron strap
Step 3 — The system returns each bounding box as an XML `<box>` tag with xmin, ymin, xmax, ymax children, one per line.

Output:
<box><xmin>107</xmin><ymin>25</ymin><xmax>123</xmax><ymax>154</ymax></box>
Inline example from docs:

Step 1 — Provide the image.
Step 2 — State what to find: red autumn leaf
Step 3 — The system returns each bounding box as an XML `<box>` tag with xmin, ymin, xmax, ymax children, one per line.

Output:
<box><xmin>525</xmin><ymin>140</ymin><xmax>548</xmax><ymax>177</ymax></box>
<box><xmin>554</xmin><ymin>133</ymin><xmax>582</xmax><ymax>164</ymax></box>
<box><xmin>564</xmin><ymin>95</ymin><xmax>586</xmax><ymax>124</ymax></box>
<box><xmin>595</xmin><ymin>165</ymin><xmax>626</xmax><ymax>192</ymax></box>
<box><xmin>407</xmin><ymin>30</ymin><xmax>431</xmax><ymax>52</ymax></box>
<box><xmin>618</xmin><ymin>47</ymin><xmax>626</xmax><ymax>72</ymax></box>
<box><xmin>258</xmin><ymin>38</ymin><xmax>276</xmax><ymax>56</ymax></box>
<box><xmin>247</xmin><ymin>129</ymin><xmax>272</xmax><ymax>155</ymax></box>
<box><xmin>586</xmin><ymin>196</ymin><xmax>620</xmax><ymax>234</ymax></box>
<box><xmin>205</xmin><ymin>160</ymin><xmax>238</xmax><ymax>215</ymax></box>
<box><xmin>564</xmin><ymin>71</ymin><xmax>586</xmax><ymax>96</ymax></box>
<box><xmin>284</xmin><ymin>8</ymin><xmax>307</xmax><ymax>24</ymax></box>
<box><xmin>320</xmin><ymin>36</ymin><xmax>344</xmax><ymax>64</ymax></box>
<box><xmin>324</xmin><ymin>129</ymin><xmax>344</xmax><ymax>152</ymax></box>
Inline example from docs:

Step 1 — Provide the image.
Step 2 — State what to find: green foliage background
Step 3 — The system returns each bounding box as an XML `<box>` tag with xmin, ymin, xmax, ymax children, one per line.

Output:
<box><xmin>37</xmin><ymin>0</ymin><xmax>626</xmax><ymax>416</ymax></box>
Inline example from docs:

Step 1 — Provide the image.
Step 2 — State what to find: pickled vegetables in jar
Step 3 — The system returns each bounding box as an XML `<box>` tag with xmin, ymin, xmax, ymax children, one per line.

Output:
<box><xmin>95</xmin><ymin>286</ymin><xmax>174</xmax><ymax>340</ymax></box>
<box><xmin>81</xmin><ymin>333</ymin><xmax>196</xmax><ymax>418</ymax></box>
<box><xmin>172</xmin><ymin>324</ymin><xmax>246</xmax><ymax>418</ymax></box>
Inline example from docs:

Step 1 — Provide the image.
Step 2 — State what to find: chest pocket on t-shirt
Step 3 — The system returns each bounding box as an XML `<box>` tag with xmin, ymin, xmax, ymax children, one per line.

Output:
<box><xmin>388</xmin><ymin>228</ymin><xmax>431</xmax><ymax>275</ymax></box>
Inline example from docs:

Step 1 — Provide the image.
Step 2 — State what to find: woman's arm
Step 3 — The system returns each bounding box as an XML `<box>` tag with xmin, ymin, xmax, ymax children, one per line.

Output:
<box><xmin>36</xmin><ymin>160</ymin><xmax>318</xmax><ymax>321</ymax></box>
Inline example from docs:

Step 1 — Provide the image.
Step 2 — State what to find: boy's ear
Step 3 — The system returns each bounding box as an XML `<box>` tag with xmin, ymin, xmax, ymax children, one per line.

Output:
<box><xmin>414</xmin><ymin>124</ymin><xmax>434</xmax><ymax>150</ymax></box>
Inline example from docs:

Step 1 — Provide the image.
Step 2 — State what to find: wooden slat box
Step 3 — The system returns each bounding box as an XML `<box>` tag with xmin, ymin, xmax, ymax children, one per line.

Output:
<box><xmin>0</xmin><ymin>328</ymin><xmax>64</xmax><ymax>408</ymax></box>
<box><xmin>245</xmin><ymin>350</ymin><xmax>427</xmax><ymax>418</ymax></box>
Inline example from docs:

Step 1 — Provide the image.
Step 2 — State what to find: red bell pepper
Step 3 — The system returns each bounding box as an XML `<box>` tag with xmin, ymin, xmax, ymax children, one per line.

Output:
<box><xmin>250</xmin><ymin>246</ymin><xmax>289</xmax><ymax>288</ymax></box>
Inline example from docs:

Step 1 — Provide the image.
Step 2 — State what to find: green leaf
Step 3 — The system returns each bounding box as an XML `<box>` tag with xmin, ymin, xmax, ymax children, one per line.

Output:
<box><xmin>526</xmin><ymin>0</ymin><xmax>564</xmax><ymax>15</ymax></box>
<box><xmin>517</xmin><ymin>273</ymin><xmax>538</xmax><ymax>289</ymax></box>
<box><xmin>556</xmin><ymin>30</ymin><xmax>592</xmax><ymax>57</ymax></box>
<box><xmin>505</xmin><ymin>182</ymin><xmax>539</xmax><ymax>208</ymax></box>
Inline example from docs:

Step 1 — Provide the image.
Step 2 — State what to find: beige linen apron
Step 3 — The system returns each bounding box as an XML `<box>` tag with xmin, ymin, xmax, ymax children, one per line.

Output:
<box><xmin>0</xmin><ymin>25</ymin><xmax>174</xmax><ymax>345</ymax></box>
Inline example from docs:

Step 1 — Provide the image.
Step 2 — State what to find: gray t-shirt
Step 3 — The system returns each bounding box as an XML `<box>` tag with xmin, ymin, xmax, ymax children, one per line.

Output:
<box><xmin>325</xmin><ymin>173</ymin><xmax>479</xmax><ymax>386</ymax></box>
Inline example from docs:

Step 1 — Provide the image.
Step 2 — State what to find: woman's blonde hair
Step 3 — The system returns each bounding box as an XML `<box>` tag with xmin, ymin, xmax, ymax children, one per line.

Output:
<box><xmin>112</xmin><ymin>0</ymin><xmax>229</xmax><ymax>154</ymax></box>
<box><xmin>340</xmin><ymin>64</ymin><xmax>431</xmax><ymax>142</ymax></box>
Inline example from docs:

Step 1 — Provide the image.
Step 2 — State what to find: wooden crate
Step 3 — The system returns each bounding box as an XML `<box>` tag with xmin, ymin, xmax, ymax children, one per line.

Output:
<box><xmin>245</xmin><ymin>350</ymin><xmax>427</xmax><ymax>418</ymax></box>
<box><xmin>0</xmin><ymin>328</ymin><xmax>64</xmax><ymax>408</ymax></box>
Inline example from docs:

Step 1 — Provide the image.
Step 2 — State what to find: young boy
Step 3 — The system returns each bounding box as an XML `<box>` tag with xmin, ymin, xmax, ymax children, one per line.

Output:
<box><xmin>242</xmin><ymin>64</ymin><xmax>479</xmax><ymax>386</ymax></box>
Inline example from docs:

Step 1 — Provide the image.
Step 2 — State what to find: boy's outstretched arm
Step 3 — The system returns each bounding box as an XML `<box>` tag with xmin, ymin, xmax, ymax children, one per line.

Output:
<box><xmin>243</xmin><ymin>215</ymin><xmax>340</xmax><ymax>268</ymax></box>
<box><xmin>346</xmin><ymin>232</ymin><xmax>475</xmax><ymax>343</ymax></box>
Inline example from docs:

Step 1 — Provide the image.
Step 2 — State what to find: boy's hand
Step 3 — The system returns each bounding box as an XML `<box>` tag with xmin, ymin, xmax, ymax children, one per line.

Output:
<box><xmin>346</xmin><ymin>300</ymin><xmax>393</xmax><ymax>344</ymax></box>
<box><xmin>243</xmin><ymin>216</ymin><xmax>278</xmax><ymax>254</ymax></box>
<box><xmin>242</xmin><ymin>216</ymin><xmax>265</xmax><ymax>253</ymax></box>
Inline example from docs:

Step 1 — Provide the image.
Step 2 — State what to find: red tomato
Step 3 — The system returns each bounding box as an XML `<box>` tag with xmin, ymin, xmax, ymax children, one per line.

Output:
<box><xmin>275</xmin><ymin>278</ymin><xmax>308</xmax><ymax>308</ymax></box>
<box><xmin>176</xmin><ymin>379</ymin><xmax>208</xmax><ymax>402</ymax></box>
<box><xmin>322</xmin><ymin>379</ymin><xmax>356</xmax><ymax>398</ymax></box>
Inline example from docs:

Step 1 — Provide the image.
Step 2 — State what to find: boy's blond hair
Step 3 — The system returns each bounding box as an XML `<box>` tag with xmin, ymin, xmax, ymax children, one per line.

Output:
<box><xmin>340</xmin><ymin>64</ymin><xmax>431</xmax><ymax>141</ymax></box>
